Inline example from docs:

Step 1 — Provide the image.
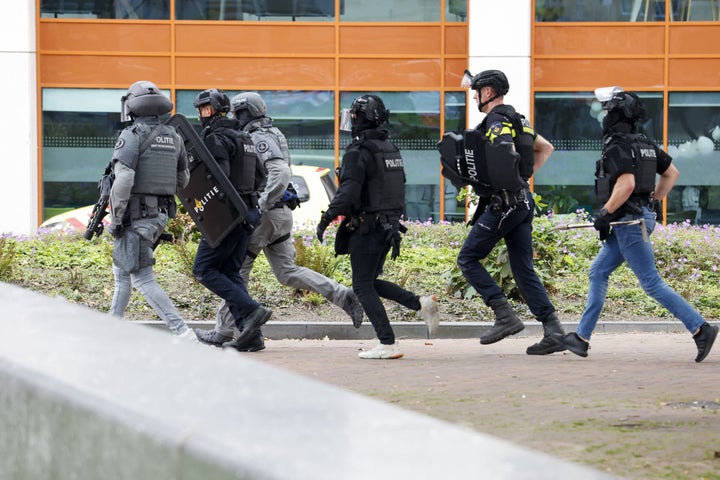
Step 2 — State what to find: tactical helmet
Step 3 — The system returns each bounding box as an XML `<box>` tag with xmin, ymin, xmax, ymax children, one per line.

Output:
<box><xmin>349</xmin><ymin>94</ymin><xmax>390</xmax><ymax>124</ymax></box>
<box><xmin>602</xmin><ymin>90</ymin><xmax>646</xmax><ymax>121</ymax></box>
<box><xmin>230</xmin><ymin>92</ymin><xmax>267</xmax><ymax>119</ymax></box>
<box><xmin>193</xmin><ymin>88</ymin><xmax>231</xmax><ymax>113</ymax></box>
<box><xmin>121</xmin><ymin>80</ymin><xmax>173</xmax><ymax>122</ymax></box>
<box><xmin>470</xmin><ymin>70</ymin><xmax>510</xmax><ymax>96</ymax></box>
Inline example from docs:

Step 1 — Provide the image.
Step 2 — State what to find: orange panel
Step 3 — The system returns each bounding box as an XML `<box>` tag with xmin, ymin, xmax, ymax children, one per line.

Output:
<box><xmin>445</xmin><ymin>58</ymin><xmax>467</xmax><ymax>86</ymax></box>
<box><xmin>668</xmin><ymin>59</ymin><xmax>720</xmax><ymax>87</ymax></box>
<box><xmin>39</xmin><ymin>23</ymin><xmax>171</xmax><ymax>52</ymax></box>
<box><xmin>40</xmin><ymin>55</ymin><xmax>171</xmax><ymax>85</ymax></box>
<box><xmin>339</xmin><ymin>58</ymin><xmax>440</xmax><ymax>88</ymax></box>
<box><xmin>175</xmin><ymin>57</ymin><xmax>335</xmax><ymax>88</ymax></box>
<box><xmin>534</xmin><ymin>58</ymin><xmax>665</xmax><ymax>89</ymax></box>
<box><xmin>445</xmin><ymin>25</ymin><xmax>468</xmax><ymax>55</ymax></box>
<box><xmin>339</xmin><ymin>26</ymin><xmax>440</xmax><ymax>55</ymax></box>
<box><xmin>175</xmin><ymin>24</ymin><xmax>335</xmax><ymax>55</ymax></box>
<box><xmin>669</xmin><ymin>25</ymin><xmax>720</xmax><ymax>55</ymax></box>
<box><xmin>534</xmin><ymin>25</ymin><xmax>665</xmax><ymax>55</ymax></box>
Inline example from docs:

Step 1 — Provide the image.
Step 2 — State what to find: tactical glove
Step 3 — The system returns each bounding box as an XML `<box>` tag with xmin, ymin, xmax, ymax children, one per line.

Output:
<box><xmin>593</xmin><ymin>208</ymin><xmax>612</xmax><ymax>241</ymax></box>
<box><xmin>109</xmin><ymin>224</ymin><xmax>124</xmax><ymax>239</ymax></box>
<box><xmin>316</xmin><ymin>212</ymin><xmax>332</xmax><ymax>242</ymax></box>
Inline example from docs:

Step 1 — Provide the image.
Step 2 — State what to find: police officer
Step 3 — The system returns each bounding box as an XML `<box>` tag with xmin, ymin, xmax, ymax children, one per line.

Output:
<box><xmin>190</xmin><ymin>88</ymin><xmax>271</xmax><ymax>349</ymax></box>
<box><xmin>316</xmin><ymin>94</ymin><xmax>439</xmax><ymax>360</ymax></box>
<box><xmin>195</xmin><ymin>92</ymin><xmax>364</xmax><ymax>351</ymax></box>
<box><xmin>456</xmin><ymin>69</ymin><xmax>566</xmax><ymax>354</ymax></box>
<box><xmin>108</xmin><ymin>80</ymin><xmax>196</xmax><ymax>343</ymax></box>
<box><xmin>554</xmin><ymin>88</ymin><xmax>718</xmax><ymax>362</ymax></box>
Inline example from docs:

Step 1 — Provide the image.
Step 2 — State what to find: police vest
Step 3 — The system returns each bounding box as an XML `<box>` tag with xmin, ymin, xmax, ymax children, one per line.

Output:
<box><xmin>596</xmin><ymin>133</ymin><xmax>657</xmax><ymax>204</ymax></box>
<box><xmin>221</xmin><ymin>127</ymin><xmax>265</xmax><ymax>196</ymax></box>
<box><xmin>246</xmin><ymin>118</ymin><xmax>292</xmax><ymax>167</ymax></box>
<box><xmin>354</xmin><ymin>138</ymin><xmax>405</xmax><ymax>214</ymax></box>
<box><xmin>486</xmin><ymin>104</ymin><xmax>535</xmax><ymax>181</ymax></box>
<box><xmin>131</xmin><ymin>123</ymin><xmax>180</xmax><ymax>196</ymax></box>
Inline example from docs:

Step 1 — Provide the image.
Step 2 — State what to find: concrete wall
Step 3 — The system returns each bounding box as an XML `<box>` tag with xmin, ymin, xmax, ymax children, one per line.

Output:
<box><xmin>0</xmin><ymin>3</ymin><xmax>37</xmax><ymax>235</ymax></box>
<box><xmin>0</xmin><ymin>282</ymin><xmax>617</xmax><ymax>480</ymax></box>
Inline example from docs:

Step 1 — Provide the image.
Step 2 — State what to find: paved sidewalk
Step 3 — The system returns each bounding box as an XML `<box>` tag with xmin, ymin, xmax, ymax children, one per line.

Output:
<box><xmin>240</xmin><ymin>332</ymin><xmax>720</xmax><ymax>480</ymax></box>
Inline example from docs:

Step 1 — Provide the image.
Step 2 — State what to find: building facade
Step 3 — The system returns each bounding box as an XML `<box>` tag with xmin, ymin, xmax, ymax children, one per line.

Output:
<box><xmin>1</xmin><ymin>1</ymin><xmax>718</xmax><ymax>234</ymax></box>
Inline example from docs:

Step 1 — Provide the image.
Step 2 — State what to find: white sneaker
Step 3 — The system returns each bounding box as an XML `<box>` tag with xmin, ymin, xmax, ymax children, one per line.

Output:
<box><xmin>174</xmin><ymin>328</ymin><xmax>200</xmax><ymax>345</ymax></box>
<box><xmin>419</xmin><ymin>295</ymin><xmax>440</xmax><ymax>336</ymax></box>
<box><xmin>358</xmin><ymin>342</ymin><xmax>403</xmax><ymax>359</ymax></box>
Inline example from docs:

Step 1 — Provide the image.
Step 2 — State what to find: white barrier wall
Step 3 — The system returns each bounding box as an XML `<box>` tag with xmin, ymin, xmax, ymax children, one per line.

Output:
<box><xmin>0</xmin><ymin>3</ymin><xmax>37</xmax><ymax>235</ymax></box>
<box><xmin>0</xmin><ymin>283</ymin><xmax>617</xmax><ymax>480</ymax></box>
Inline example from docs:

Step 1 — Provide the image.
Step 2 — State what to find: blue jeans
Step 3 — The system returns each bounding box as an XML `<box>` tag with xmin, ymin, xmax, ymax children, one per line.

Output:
<box><xmin>577</xmin><ymin>207</ymin><xmax>706</xmax><ymax>340</ymax></box>
<box><xmin>193</xmin><ymin>208</ymin><xmax>261</xmax><ymax>328</ymax></box>
<box><xmin>110</xmin><ymin>264</ymin><xmax>189</xmax><ymax>335</ymax></box>
<box><xmin>457</xmin><ymin>192</ymin><xmax>555</xmax><ymax>321</ymax></box>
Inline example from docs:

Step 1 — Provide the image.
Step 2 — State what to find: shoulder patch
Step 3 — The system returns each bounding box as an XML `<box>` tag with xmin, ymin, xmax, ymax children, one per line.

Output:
<box><xmin>256</xmin><ymin>140</ymin><xmax>270</xmax><ymax>154</ymax></box>
<box><xmin>114</xmin><ymin>138</ymin><xmax>125</xmax><ymax>150</ymax></box>
<box><xmin>489</xmin><ymin>122</ymin><xmax>503</xmax><ymax>136</ymax></box>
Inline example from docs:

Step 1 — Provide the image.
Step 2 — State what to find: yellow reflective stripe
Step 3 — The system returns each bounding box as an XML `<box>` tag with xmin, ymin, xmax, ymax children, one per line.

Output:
<box><xmin>486</xmin><ymin>121</ymin><xmax>515</xmax><ymax>143</ymax></box>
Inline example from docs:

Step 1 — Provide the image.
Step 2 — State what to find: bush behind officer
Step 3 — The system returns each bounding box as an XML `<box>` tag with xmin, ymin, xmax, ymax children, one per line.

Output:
<box><xmin>190</xmin><ymin>88</ymin><xmax>270</xmax><ymax>350</ymax></box>
<box><xmin>316</xmin><ymin>94</ymin><xmax>439</xmax><ymax>360</ymax></box>
<box><xmin>108</xmin><ymin>80</ymin><xmax>197</xmax><ymax>343</ymax></box>
<box><xmin>455</xmin><ymin>69</ymin><xmax>566</xmax><ymax>355</ymax></box>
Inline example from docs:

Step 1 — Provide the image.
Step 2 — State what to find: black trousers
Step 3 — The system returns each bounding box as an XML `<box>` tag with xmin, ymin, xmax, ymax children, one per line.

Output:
<box><xmin>348</xmin><ymin>226</ymin><xmax>420</xmax><ymax>345</ymax></box>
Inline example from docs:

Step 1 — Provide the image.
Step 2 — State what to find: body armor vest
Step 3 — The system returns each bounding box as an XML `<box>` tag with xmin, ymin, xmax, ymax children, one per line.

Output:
<box><xmin>220</xmin><ymin>126</ymin><xmax>264</xmax><ymax>196</ymax></box>
<box><xmin>354</xmin><ymin>138</ymin><xmax>405</xmax><ymax>214</ymax></box>
<box><xmin>487</xmin><ymin>104</ymin><xmax>535</xmax><ymax>181</ymax></box>
<box><xmin>596</xmin><ymin>133</ymin><xmax>657</xmax><ymax>204</ymax></box>
<box><xmin>131</xmin><ymin>123</ymin><xmax>179</xmax><ymax>196</ymax></box>
<box><xmin>246</xmin><ymin>118</ymin><xmax>292</xmax><ymax>167</ymax></box>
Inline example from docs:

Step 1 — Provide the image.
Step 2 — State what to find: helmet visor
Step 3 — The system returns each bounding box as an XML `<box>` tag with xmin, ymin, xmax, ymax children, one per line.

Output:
<box><xmin>339</xmin><ymin>108</ymin><xmax>353</xmax><ymax>132</ymax></box>
<box><xmin>461</xmin><ymin>69</ymin><xmax>473</xmax><ymax>88</ymax></box>
<box><xmin>120</xmin><ymin>96</ymin><xmax>132</xmax><ymax>123</ymax></box>
<box><xmin>594</xmin><ymin>86</ymin><xmax>623</xmax><ymax>103</ymax></box>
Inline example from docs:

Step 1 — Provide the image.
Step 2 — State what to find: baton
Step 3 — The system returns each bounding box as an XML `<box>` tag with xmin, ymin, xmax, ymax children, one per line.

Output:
<box><xmin>552</xmin><ymin>219</ymin><xmax>648</xmax><ymax>242</ymax></box>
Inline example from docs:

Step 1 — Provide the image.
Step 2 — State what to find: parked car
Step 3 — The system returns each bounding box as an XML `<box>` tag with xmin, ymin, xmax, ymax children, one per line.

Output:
<box><xmin>39</xmin><ymin>165</ymin><xmax>336</xmax><ymax>234</ymax></box>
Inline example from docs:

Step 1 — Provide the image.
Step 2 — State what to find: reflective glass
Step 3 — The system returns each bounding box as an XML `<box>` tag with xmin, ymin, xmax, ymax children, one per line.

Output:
<box><xmin>175</xmin><ymin>0</ymin><xmax>337</xmax><ymax>21</ymax></box>
<box><xmin>40</xmin><ymin>0</ymin><xmax>169</xmax><ymax>19</ymax></box>
<box><xmin>177</xmin><ymin>90</ymin><xmax>336</xmax><ymax>173</ymax></box>
<box><xmin>666</xmin><ymin>92</ymin><xmax>720</xmax><ymax>224</ymax></box>
<box><xmin>442</xmin><ymin>91</ymin><xmax>467</xmax><ymax>222</ymax></box>
<box><xmin>341</xmin><ymin>0</ymin><xmax>439</xmax><ymax>21</ymax></box>
<box><xmin>339</xmin><ymin>91</ymin><xmax>441</xmax><ymax>222</ymax></box>
<box><xmin>535</xmin><ymin>0</ymin><xmax>670</xmax><ymax>22</ymax></box>
<box><xmin>533</xmin><ymin>91</ymin><xmax>663</xmax><ymax>216</ymax></box>
<box><xmin>41</xmin><ymin>88</ymin><xmax>129</xmax><ymax>219</ymax></box>
<box><xmin>446</xmin><ymin>0</ymin><xmax>467</xmax><ymax>21</ymax></box>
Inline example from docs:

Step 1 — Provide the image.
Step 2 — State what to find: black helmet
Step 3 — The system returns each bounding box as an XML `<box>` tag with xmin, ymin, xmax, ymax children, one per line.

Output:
<box><xmin>603</xmin><ymin>91</ymin><xmax>646</xmax><ymax>121</ymax></box>
<box><xmin>193</xmin><ymin>88</ymin><xmax>230</xmax><ymax>113</ymax></box>
<box><xmin>349</xmin><ymin>94</ymin><xmax>390</xmax><ymax>124</ymax></box>
<box><xmin>470</xmin><ymin>70</ymin><xmax>510</xmax><ymax>96</ymax></box>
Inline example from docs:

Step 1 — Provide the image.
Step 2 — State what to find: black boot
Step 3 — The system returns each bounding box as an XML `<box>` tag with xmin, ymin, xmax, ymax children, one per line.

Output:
<box><xmin>230</xmin><ymin>305</ymin><xmax>272</xmax><ymax>347</ymax></box>
<box><xmin>480</xmin><ymin>301</ymin><xmax>525</xmax><ymax>345</ymax></box>
<box><xmin>223</xmin><ymin>330</ymin><xmax>265</xmax><ymax>352</ymax></box>
<box><xmin>693</xmin><ymin>322</ymin><xmax>718</xmax><ymax>363</ymax></box>
<box><xmin>527</xmin><ymin>313</ymin><xmax>566</xmax><ymax>355</ymax></box>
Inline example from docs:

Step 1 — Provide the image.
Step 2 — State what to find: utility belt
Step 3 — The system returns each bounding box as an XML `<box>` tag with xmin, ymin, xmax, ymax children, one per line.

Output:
<box><xmin>346</xmin><ymin>211</ymin><xmax>407</xmax><ymax>235</ymax></box>
<box><xmin>489</xmin><ymin>188</ymin><xmax>529</xmax><ymax>212</ymax></box>
<box><xmin>623</xmin><ymin>194</ymin><xmax>654</xmax><ymax>215</ymax></box>
<box><xmin>128</xmin><ymin>194</ymin><xmax>176</xmax><ymax>221</ymax></box>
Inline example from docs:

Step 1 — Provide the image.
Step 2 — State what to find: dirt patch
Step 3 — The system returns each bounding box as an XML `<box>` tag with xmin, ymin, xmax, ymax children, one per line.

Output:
<box><xmin>249</xmin><ymin>334</ymin><xmax>720</xmax><ymax>480</ymax></box>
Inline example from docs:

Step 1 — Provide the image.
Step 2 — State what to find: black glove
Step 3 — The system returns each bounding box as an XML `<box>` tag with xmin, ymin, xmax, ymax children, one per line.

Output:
<box><xmin>109</xmin><ymin>223</ymin><xmax>124</xmax><ymax>239</ymax></box>
<box><xmin>593</xmin><ymin>208</ymin><xmax>612</xmax><ymax>241</ymax></box>
<box><xmin>382</xmin><ymin>224</ymin><xmax>402</xmax><ymax>260</ymax></box>
<box><xmin>316</xmin><ymin>212</ymin><xmax>331</xmax><ymax>242</ymax></box>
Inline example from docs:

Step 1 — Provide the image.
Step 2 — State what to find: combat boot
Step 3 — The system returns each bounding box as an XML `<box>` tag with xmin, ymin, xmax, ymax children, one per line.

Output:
<box><xmin>480</xmin><ymin>300</ymin><xmax>525</xmax><ymax>345</ymax></box>
<box><xmin>526</xmin><ymin>313</ymin><xmax>566</xmax><ymax>355</ymax></box>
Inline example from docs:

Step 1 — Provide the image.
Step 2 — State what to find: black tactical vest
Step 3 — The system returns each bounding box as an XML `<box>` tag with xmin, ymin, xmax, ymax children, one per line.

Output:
<box><xmin>354</xmin><ymin>137</ymin><xmax>405</xmax><ymax>214</ymax></box>
<box><xmin>486</xmin><ymin>104</ymin><xmax>535</xmax><ymax>181</ymax></box>
<box><xmin>596</xmin><ymin>133</ymin><xmax>657</xmax><ymax>204</ymax></box>
<box><xmin>221</xmin><ymin>127</ymin><xmax>265</xmax><ymax>196</ymax></box>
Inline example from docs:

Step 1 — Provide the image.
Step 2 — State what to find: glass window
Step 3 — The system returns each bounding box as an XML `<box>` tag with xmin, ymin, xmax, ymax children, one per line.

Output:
<box><xmin>535</xmin><ymin>0</ymin><xmax>670</xmax><ymax>22</ymax></box>
<box><xmin>42</xmin><ymin>88</ymin><xmax>131</xmax><ymax>219</ymax></box>
<box><xmin>40</xmin><ymin>0</ymin><xmax>169</xmax><ymax>19</ymax></box>
<box><xmin>177</xmin><ymin>89</ymin><xmax>336</xmax><ymax>173</ymax></box>
<box><xmin>175</xmin><ymin>0</ymin><xmax>338</xmax><ymax>21</ymax></box>
<box><xmin>533</xmin><ymin>91</ymin><xmax>663</xmax><ymax>216</ymax></box>
<box><xmin>671</xmin><ymin>0</ymin><xmax>718</xmax><ymax>20</ymax></box>
<box><xmin>446</xmin><ymin>0</ymin><xmax>467</xmax><ymax>21</ymax></box>
<box><xmin>666</xmin><ymin>92</ymin><xmax>720</xmax><ymax>224</ymax></box>
<box><xmin>341</xmin><ymin>0</ymin><xmax>439</xmax><ymax>21</ymax></box>
<box><xmin>339</xmin><ymin>91</ymin><xmax>441</xmax><ymax>222</ymax></box>
<box><xmin>442</xmin><ymin>91</ymin><xmax>466</xmax><ymax>222</ymax></box>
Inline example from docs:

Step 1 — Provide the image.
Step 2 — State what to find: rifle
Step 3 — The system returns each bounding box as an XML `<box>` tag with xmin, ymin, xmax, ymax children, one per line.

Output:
<box><xmin>84</xmin><ymin>161</ymin><xmax>114</xmax><ymax>240</ymax></box>
<box><xmin>552</xmin><ymin>219</ymin><xmax>648</xmax><ymax>242</ymax></box>
<box><xmin>153</xmin><ymin>232</ymin><xmax>174</xmax><ymax>250</ymax></box>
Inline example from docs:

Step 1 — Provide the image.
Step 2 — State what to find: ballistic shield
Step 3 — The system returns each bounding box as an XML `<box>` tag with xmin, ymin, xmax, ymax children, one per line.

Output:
<box><xmin>165</xmin><ymin>113</ymin><xmax>248</xmax><ymax>248</ymax></box>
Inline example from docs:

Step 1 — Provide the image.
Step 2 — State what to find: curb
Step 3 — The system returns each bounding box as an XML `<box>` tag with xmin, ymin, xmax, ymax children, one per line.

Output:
<box><xmin>138</xmin><ymin>320</ymin><xmax>705</xmax><ymax>340</ymax></box>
